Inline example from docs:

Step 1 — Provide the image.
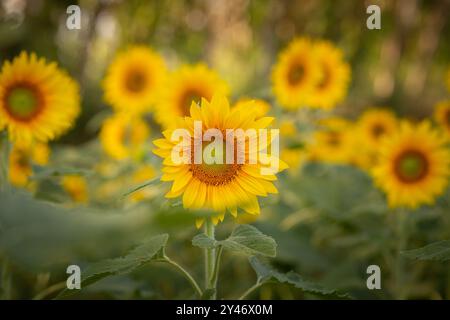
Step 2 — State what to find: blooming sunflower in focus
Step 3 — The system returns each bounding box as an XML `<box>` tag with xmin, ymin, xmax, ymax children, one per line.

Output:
<box><xmin>100</xmin><ymin>114</ymin><xmax>150</xmax><ymax>160</ymax></box>
<box><xmin>155</xmin><ymin>64</ymin><xmax>229</xmax><ymax>128</ymax></box>
<box><xmin>153</xmin><ymin>95</ymin><xmax>287</xmax><ymax>227</ymax></box>
<box><xmin>307</xmin><ymin>118</ymin><xmax>355</xmax><ymax>165</ymax></box>
<box><xmin>271</xmin><ymin>38</ymin><xmax>320</xmax><ymax>110</ymax></box>
<box><xmin>62</xmin><ymin>175</ymin><xmax>88</xmax><ymax>203</ymax></box>
<box><xmin>0</xmin><ymin>52</ymin><xmax>80</xmax><ymax>143</ymax></box>
<box><xmin>9</xmin><ymin>141</ymin><xmax>50</xmax><ymax>187</ymax></box>
<box><xmin>307</xmin><ymin>41</ymin><xmax>351</xmax><ymax>110</ymax></box>
<box><xmin>373</xmin><ymin>121</ymin><xmax>450</xmax><ymax>209</ymax></box>
<box><xmin>434</xmin><ymin>101</ymin><xmax>450</xmax><ymax>138</ymax></box>
<box><xmin>103</xmin><ymin>46</ymin><xmax>167</xmax><ymax>114</ymax></box>
<box><xmin>233</xmin><ymin>98</ymin><xmax>270</xmax><ymax>119</ymax></box>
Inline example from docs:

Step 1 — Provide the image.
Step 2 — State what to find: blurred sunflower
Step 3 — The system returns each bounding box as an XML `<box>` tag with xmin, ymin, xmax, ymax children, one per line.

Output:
<box><xmin>103</xmin><ymin>46</ymin><xmax>166</xmax><ymax>114</ymax></box>
<box><xmin>61</xmin><ymin>175</ymin><xmax>88</xmax><ymax>203</ymax></box>
<box><xmin>373</xmin><ymin>121</ymin><xmax>450</xmax><ymax>209</ymax></box>
<box><xmin>153</xmin><ymin>94</ymin><xmax>287</xmax><ymax>227</ymax></box>
<box><xmin>357</xmin><ymin>108</ymin><xmax>398</xmax><ymax>150</ymax></box>
<box><xmin>155</xmin><ymin>64</ymin><xmax>229</xmax><ymax>128</ymax></box>
<box><xmin>0</xmin><ymin>52</ymin><xmax>80</xmax><ymax>143</ymax></box>
<box><xmin>279</xmin><ymin>121</ymin><xmax>305</xmax><ymax>174</ymax></box>
<box><xmin>307</xmin><ymin>118</ymin><xmax>355</xmax><ymax>165</ymax></box>
<box><xmin>271</xmin><ymin>38</ymin><xmax>320</xmax><ymax>110</ymax></box>
<box><xmin>9</xmin><ymin>141</ymin><xmax>50</xmax><ymax>187</ymax></box>
<box><xmin>100</xmin><ymin>114</ymin><xmax>150</xmax><ymax>160</ymax></box>
<box><xmin>307</xmin><ymin>41</ymin><xmax>351</xmax><ymax>110</ymax></box>
<box><xmin>434</xmin><ymin>101</ymin><xmax>450</xmax><ymax>138</ymax></box>
<box><xmin>233</xmin><ymin>98</ymin><xmax>270</xmax><ymax>119</ymax></box>
<box><xmin>129</xmin><ymin>165</ymin><xmax>157</xmax><ymax>202</ymax></box>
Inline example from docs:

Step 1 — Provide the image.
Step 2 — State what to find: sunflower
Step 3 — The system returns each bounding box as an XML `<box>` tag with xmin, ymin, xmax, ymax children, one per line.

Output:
<box><xmin>307</xmin><ymin>118</ymin><xmax>355</xmax><ymax>165</ymax></box>
<box><xmin>100</xmin><ymin>114</ymin><xmax>150</xmax><ymax>161</ymax></box>
<box><xmin>0</xmin><ymin>52</ymin><xmax>80</xmax><ymax>144</ymax></box>
<box><xmin>271</xmin><ymin>38</ymin><xmax>321</xmax><ymax>110</ymax></box>
<box><xmin>9</xmin><ymin>141</ymin><xmax>50</xmax><ymax>187</ymax></box>
<box><xmin>155</xmin><ymin>64</ymin><xmax>229</xmax><ymax>128</ymax></box>
<box><xmin>434</xmin><ymin>101</ymin><xmax>450</xmax><ymax>138</ymax></box>
<box><xmin>233</xmin><ymin>98</ymin><xmax>270</xmax><ymax>119</ymax></box>
<box><xmin>61</xmin><ymin>175</ymin><xmax>88</xmax><ymax>203</ymax></box>
<box><xmin>307</xmin><ymin>41</ymin><xmax>351</xmax><ymax>110</ymax></box>
<box><xmin>373</xmin><ymin>121</ymin><xmax>450</xmax><ymax>209</ymax></box>
<box><xmin>357</xmin><ymin>108</ymin><xmax>398</xmax><ymax>150</ymax></box>
<box><xmin>103</xmin><ymin>46</ymin><xmax>167</xmax><ymax>114</ymax></box>
<box><xmin>153</xmin><ymin>94</ymin><xmax>287</xmax><ymax>227</ymax></box>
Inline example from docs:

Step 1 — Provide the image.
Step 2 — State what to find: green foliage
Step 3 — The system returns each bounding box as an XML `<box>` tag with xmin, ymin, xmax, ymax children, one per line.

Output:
<box><xmin>193</xmin><ymin>224</ymin><xmax>277</xmax><ymax>258</ymax></box>
<box><xmin>248</xmin><ymin>256</ymin><xmax>349</xmax><ymax>298</ymax></box>
<box><xmin>402</xmin><ymin>241</ymin><xmax>450</xmax><ymax>262</ymax></box>
<box><xmin>57</xmin><ymin>234</ymin><xmax>168</xmax><ymax>298</ymax></box>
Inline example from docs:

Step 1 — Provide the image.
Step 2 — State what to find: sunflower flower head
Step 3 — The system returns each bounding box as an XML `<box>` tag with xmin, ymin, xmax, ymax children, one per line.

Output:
<box><xmin>103</xmin><ymin>46</ymin><xmax>167</xmax><ymax>115</ymax></box>
<box><xmin>153</xmin><ymin>94</ymin><xmax>287</xmax><ymax>227</ymax></box>
<box><xmin>62</xmin><ymin>175</ymin><xmax>89</xmax><ymax>203</ymax></box>
<box><xmin>434</xmin><ymin>101</ymin><xmax>450</xmax><ymax>139</ymax></box>
<box><xmin>155</xmin><ymin>63</ymin><xmax>229</xmax><ymax>129</ymax></box>
<box><xmin>373</xmin><ymin>121</ymin><xmax>450</xmax><ymax>209</ymax></box>
<box><xmin>0</xmin><ymin>52</ymin><xmax>80</xmax><ymax>144</ymax></box>
<box><xmin>271</xmin><ymin>37</ymin><xmax>320</xmax><ymax>110</ymax></box>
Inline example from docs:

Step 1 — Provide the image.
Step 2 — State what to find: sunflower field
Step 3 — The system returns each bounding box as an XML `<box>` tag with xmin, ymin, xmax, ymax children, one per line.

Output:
<box><xmin>0</xmin><ymin>0</ymin><xmax>450</xmax><ymax>302</ymax></box>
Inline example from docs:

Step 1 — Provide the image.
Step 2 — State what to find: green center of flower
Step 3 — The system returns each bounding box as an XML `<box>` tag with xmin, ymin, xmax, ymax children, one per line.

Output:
<box><xmin>6</xmin><ymin>87</ymin><xmax>39</xmax><ymax>120</ymax></box>
<box><xmin>287</xmin><ymin>63</ymin><xmax>305</xmax><ymax>86</ymax></box>
<box><xmin>395</xmin><ymin>151</ymin><xmax>428</xmax><ymax>183</ymax></box>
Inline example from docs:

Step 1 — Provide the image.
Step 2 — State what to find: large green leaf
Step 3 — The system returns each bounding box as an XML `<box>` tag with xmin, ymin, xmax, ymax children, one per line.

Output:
<box><xmin>57</xmin><ymin>234</ymin><xmax>169</xmax><ymax>298</ymax></box>
<box><xmin>248</xmin><ymin>256</ymin><xmax>349</xmax><ymax>298</ymax></box>
<box><xmin>192</xmin><ymin>224</ymin><xmax>277</xmax><ymax>257</ymax></box>
<box><xmin>402</xmin><ymin>240</ymin><xmax>450</xmax><ymax>261</ymax></box>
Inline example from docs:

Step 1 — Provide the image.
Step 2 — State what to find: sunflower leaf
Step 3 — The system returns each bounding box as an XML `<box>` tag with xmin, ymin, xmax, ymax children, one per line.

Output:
<box><xmin>192</xmin><ymin>224</ymin><xmax>277</xmax><ymax>257</ymax></box>
<box><xmin>248</xmin><ymin>256</ymin><xmax>350</xmax><ymax>298</ymax></box>
<box><xmin>56</xmin><ymin>234</ymin><xmax>169</xmax><ymax>298</ymax></box>
<box><xmin>401</xmin><ymin>240</ymin><xmax>450</xmax><ymax>261</ymax></box>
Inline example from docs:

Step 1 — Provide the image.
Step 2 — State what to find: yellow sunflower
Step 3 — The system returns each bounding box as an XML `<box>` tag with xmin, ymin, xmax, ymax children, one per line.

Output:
<box><xmin>434</xmin><ymin>101</ymin><xmax>450</xmax><ymax>138</ymax></box>
<box><xmin>307</xmin><ymin>118</ymin><xmax>355</xmax><ymax>165</ymax></box>
<box><xmin>373</xmin><ymin>121</ymin><xmax>450</xmax><ymax>209</ymax></box>
<box><xmin>307</xmin><ymin>41</ymin><xmax>351</xmax><ymax>110</ymax></box>
<box><xmin>100</xmin><ymin>114</ymin><xmax>150</xmax><ymax>161</ymax></box>
<box><xmin>61</xmin><ymin>175</ymin><xmax>88</xmax><ymax>203</ymax></box>
<box><xmin>357</xmin><ymin>108</ymin><xmax>398</xmax><ymax>150</ymax></box>
<box><xmin>155</xmin><ymin>64</ymin><xmax>229</xmax><ymax>128</ymax></box>
<box><xmin>103</xmin><ymin>46</ymin><xmax>167</xmax><ymax>114</ymax></box>
<box><xmin>9</xmin><ymin>141</ymin><xmax>50</xmax><ymax>187</ymax></box>
<box><xmin>0</xmin><ymin>52</ymin><xmax>80</xmax><ymax>144</ymax></box>
<box><xmin>233</xmin><ymin>98</ymin><xmax>271</xmax><ymax>119</ymax></box>
<box><xmin>271</xmin><ymin>37</ymin><xmax>320</xmax><ymax>110</ymax></box>
<box><xmin>153</xmin><ymin>94</ymin><xmax>287</xmax><ymax>227</ymax></box>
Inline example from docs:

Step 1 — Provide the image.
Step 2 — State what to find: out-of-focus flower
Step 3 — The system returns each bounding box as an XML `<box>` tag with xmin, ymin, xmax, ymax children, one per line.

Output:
<box><xmin>271</xmin><ymin>37</ymin><xmax>320</xmax><ymax>110</ymax></box>
<box><xmin>307</xmin><ymin>118</ymin><xmax>355</xmax><ymax>165</ymax></box>
<box><xmin>9</xmin><ymin>141</ymin><xmax>50</xmax><ymax>187</ymax></box>
<box><xmin>306</xmin><ymin>41</ymin><xmax>351</xmax><ymax>110</ymax></box>
<box><xmin>100</xmin><ymin>114</ymin><xmax>150</xmax><ymax>161</ymax></box>
<box><xmin>434</xmin><ymin>101</ymin><xmax>450</xmax><ymax>139</ymax></box>
<box><xmin>61</xmin><ymin>175</ymin><xmax>88</xmax><ymax>203</ymax></box>
<box><xmin>372</xmin><ymin>121</ymin><xmax>450</xmax><ymax>209</ymax></box>
<box><xmin>153</xmin><ymin>94</ymin><xmax>287</xmax><ymax>227</ymax></box>
<box><xmin>0</xmin><ymin>52</ymin><xmax>80</xmax><ymax>143</ymax></box>
<box><xmin>129</xmin><ymin>164</ymin><xmax>157</xmax><ymax>202</ymax></box>
<box><xmin>154</xmin><ymin>64</ymin><xmax>229</xmax><ymax>129</ymax></box>
<box><xmin>103</xmin><ymin>46</ymin><xmax>167</xmax><ymax>115</ymax></box>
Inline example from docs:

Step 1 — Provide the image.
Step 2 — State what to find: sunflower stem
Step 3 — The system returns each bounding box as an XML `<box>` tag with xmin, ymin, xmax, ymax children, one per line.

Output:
<box><xmin>0</xmin><ymin>132</ymin><xmax>10</xmax><ymax>191</ymax></box>
<box><xmin>204</xmin><ymin>218</ymin><xmax>216</xmax><ymax>299</ymax></box>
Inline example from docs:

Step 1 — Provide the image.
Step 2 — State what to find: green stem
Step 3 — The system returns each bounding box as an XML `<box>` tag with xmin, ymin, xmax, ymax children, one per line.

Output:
<box><xmin>0</xmin><ymin>133</ymin><xmax>10</xmax><ymax>191</ymax></box>
<box><xmin>204</xmin><ymin>219</ymin><xmax>216</xmax><ymax>298</ymax></box>
<box><xmin>32</xmin><ymin>281</ymin><xmax>66</xmax><ymax>300</ymax></box>
<box><xmin>210</xmin><ymin>246</ymin><xmax>223</xmax><ymax>289</ymax></box>
<box><xmin>239</xmin><ymin>281</ymin><xmax>265</xmax><ymax>300</ymax></box>
<box><xmin>394</xmin><ymin>209</ymin><xmax>408</xmax><ymax>300</ymax></box>
<box><xmin>162</xmin><ymin>256</ymin><xmax>202</xmax><ymax>298</ymax></box>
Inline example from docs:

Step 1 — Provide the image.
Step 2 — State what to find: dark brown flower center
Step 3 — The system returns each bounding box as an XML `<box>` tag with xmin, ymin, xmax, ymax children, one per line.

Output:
<box><xmin>287</xmin><ymin>62</ymin><xmax>305</xmax><ymax>86</ymax></box>
<box><xmin>371</xmin><ymin>123</ymin><xmax>386</xmax><ymax>139</ymax></box>
<box><xmin>4</xmin><ymin>82</ymin><xmax>44</xmax><ymax>121</ymax></box>
<box><xmin>179</xmin><ymin>89</ymin><xmax>206</xmax><ymax>116</ymax></box>
<box><xmin>394</xmin><ymin>150</ymin><xmax>429</xmax><ymax>183</ymax></box>
<box><xmin>125</xmin><ymin>69</ymin><xmax>147</xmax><ymax>93</ymax></box>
